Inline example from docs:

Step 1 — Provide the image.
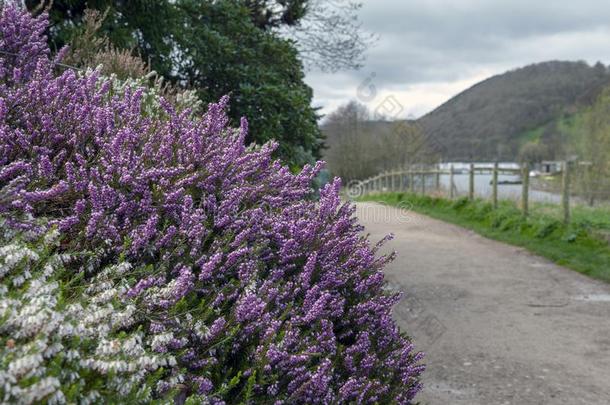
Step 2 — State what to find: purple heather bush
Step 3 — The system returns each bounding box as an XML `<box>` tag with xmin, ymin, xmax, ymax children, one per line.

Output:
<box><xmin>0</xmin><ymin>4</ymin><xmax>424</xmax><ymax>404</ymax></box>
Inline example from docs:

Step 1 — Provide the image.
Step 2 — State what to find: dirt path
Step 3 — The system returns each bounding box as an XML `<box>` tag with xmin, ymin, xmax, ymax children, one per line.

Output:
<box><xmin>355</xmin><ymin>202</ymin><xmax>610</xmax><ymax>405</ymax></box>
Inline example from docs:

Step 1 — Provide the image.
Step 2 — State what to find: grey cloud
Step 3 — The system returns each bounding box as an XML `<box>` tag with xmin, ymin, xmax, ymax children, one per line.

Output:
<box><xmin>306</xmin><ymin>0</ymin><xmax>610</xmax><ymax>116</ymax></box>
<box><xmin>363</xmin><ymin>0</ymin><xmax>609</xmax><ymax>40</ymax></box>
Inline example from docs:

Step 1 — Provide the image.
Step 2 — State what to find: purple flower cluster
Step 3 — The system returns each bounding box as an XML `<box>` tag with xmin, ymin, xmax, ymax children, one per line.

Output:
<box><xmin>0</xmin><ymin>5</ymin><xmax>423</xmax><ymax>403</ymax></box>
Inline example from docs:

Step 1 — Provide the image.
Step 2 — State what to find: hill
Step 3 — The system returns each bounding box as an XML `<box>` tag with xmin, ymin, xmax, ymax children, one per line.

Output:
<box><xmin>416</xmin><ymin>61</ymin><xmax>610</xmax><ymax>160</ymax></box>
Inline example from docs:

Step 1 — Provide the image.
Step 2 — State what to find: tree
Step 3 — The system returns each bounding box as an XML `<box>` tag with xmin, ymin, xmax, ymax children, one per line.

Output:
<box><xmin>175</xmin><ymin>0</ymin><xmax>322</xmax><ymax>167</ymax></box>
<box><xmin>279</xmin><ymin>0</ymin><xmax>376</xmax><ymax>72</ymax></box>
<box><xmin>220</xmin><ymin>0</ymin><xmax>375</xmax><ymax>72</ymax></box>
<box><xmin>322</xmin><ymin>101</ymin><xmax>373</xmax><ymax>181</ymax></box>
<box><xmin>322</xmin><ymin>102</ymin><xmax>439</xmax><ymax>182</ymax></box>
<box><xmin>27</xmin><ymin>0</ymin><xmax>322</xmax><ymax>168</ymax></box>
<box><xmin>574</xmin><ymin>87</ymin><xmax>610</xmax><ymax>204</ymax></box>
<box><xmin>26</xmin><ymin>0</ymin><xmax>178</xmax><ymax>76</ymax></box>
<box><xmin>243</xmin><ymin>0</ymin><xmax>307</xmax><ymax>29</ymax></box>
<box><xmin>518</xmin><ymin>141</ymin><xmax>550</xmax><ymax>165</ymax></box>
<box><xmin>32</xmin><ymin>0</ymin><xmax>374</xmax><ymax>74</ymax></box>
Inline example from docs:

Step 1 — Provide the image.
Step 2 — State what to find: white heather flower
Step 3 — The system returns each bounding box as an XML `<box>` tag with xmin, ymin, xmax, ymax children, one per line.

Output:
<box><xmin>22</xmin><ymin>376</ymin><xmax>60</xmax><ymax>403</ymax></box>
<box><xmin>150</xmin><ymin>332</ymin><xmax>174</xmax><ymax>352</ymax></box>
<box><xmin>8</xmin><ymin>353</ymin><xmax>44</xmax><ymax>377</ymax></box>
<box><xmin>42</xmin><ymin>228</ymin><xmax>60</xmax><ymax>245</ymax></box>
<box><xmin>0</xmin><ymin>232</ymin><xmax>172</xmax><ymax>403</ymax></box>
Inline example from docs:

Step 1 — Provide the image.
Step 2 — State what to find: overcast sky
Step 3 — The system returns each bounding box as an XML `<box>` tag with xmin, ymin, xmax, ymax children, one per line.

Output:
<box><xmin>305</xmin><ymin>0</ymin><xmax>610</xmax><ymax>120</ymax></box>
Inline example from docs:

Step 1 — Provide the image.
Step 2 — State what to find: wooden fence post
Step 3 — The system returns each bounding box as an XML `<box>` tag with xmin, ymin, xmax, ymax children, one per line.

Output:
<box><xmin>469</xmin><ymin>163</ymin><xmax>475</xmax><ymax>200</ymax></box>
<box><xmin>397</xmin><ymin>172</ymin><xmax>401</xmax><ymax>192</ymax></box>
<box><xmin>420</xmin><ymin>166</ymin><xmax>426</xmax><ymax>195</ymax></box>
<box><xmin>492</xmin><ymin>161</ymin><xmax>499</xmax><ymax>209</ymax></box>
<box><xmin>409</xmin><ymin>168</ymin><xmax>415</xmax><ymax>194</ymax></box>
<box><xmin>562</xmin><ymin>161</ymin><xmax>570</xmax><ymax>224</ymax></box>
<box><xmin>435</xmin><ymin>166</ymin><xmax>440</xmax><ymax>192</ymax></box>
<box><xmin>383</xmin><ymin>172</ymin><xmax>387</xmax><ymax>191</ymax></box>
<box><xmin>449</xmin><ymin>165</ymin><xmax>455</xmax><ymax>199</ymax></box>
<box><xmin>396</xmin><ymin>173</ymin><xmax>400</xmax><ymax>192</ymax></box>
<box><xmin>521</xmin><ymin>163</ymin><xmax>529</xmax><ymax>217</ymax></box>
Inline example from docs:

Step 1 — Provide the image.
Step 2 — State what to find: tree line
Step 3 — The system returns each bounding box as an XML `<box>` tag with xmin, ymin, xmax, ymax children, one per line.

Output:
<box><xmin>321</xmin><ymin>101</ymin><xmax>440</xmax><ymax>182</ymax></box>
<box><xmin>27</xmin><ymin>0</ymin><xmax>372</xmax><ymax>169</ymax></box>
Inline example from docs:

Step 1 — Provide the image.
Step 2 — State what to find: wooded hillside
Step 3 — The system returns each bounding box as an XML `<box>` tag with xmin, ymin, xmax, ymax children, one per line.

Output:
<box><xmin>417</xmin><ymin>61</ymin><xmax>610</xmax><ymax>160</ymax></box>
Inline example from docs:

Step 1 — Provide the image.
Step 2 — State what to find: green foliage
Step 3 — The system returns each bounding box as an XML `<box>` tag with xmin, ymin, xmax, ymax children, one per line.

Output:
<box><xmin>26</xmin><ymin>0</ymin><xmax>177</xmax><ymax>74</ymax></box>
<box><xmin>534</xmin><ymin>220</ymin><xmax>561</xmax><ymax>239</ymax></box>
<box><xmin>243</xmin><ymin>0</ymin><xmax>307</xmax><ymax>29</ymax></box>
<box><xmin>174</xmin><ymin>0</ymin><xmax>322</xmax><ymax>167</ymax></box>
<box><xmin>518</xmin><ymin>126</ymin><xmax>545</xmax><ymax>144</ymax></box>
<box><xmin>29</xmin><ymin>0</ymin><xmax>323</xmax><ymax>168</ymax></box>
<box><xmin>518</xmin><ymin>141</ymin><xmax>551</xmax><ymax>164</ymax></box>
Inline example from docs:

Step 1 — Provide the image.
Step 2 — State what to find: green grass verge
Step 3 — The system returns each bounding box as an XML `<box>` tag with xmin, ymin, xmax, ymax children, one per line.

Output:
<box><xmin>358</xmin><ymin>193</ymin><xmax>610</xmax><ymax>283</ymax></box>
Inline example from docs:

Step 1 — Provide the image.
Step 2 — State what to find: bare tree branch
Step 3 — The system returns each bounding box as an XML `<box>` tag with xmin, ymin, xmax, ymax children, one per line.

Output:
<box><xmin>279</xmin><ymin>0</ymin><xmax>377</xmax><ymax>72</ymax></box>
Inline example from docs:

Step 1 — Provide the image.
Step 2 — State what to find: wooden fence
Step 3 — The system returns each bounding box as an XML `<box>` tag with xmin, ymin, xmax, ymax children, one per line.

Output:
<box><xmin>355</xmin><ymin>162</ymin><xmax>573</xmax><ymax>223</ymax></box>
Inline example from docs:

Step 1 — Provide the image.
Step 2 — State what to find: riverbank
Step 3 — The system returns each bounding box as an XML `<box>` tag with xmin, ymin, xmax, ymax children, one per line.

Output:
<box><xmin>357</xmin><ymin>192</ymin><xmax>610</xmax><ymax>282</ymax></box>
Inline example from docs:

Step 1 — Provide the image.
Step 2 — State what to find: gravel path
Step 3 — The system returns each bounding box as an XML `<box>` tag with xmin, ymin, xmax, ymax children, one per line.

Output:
<box><xmin>355</xmin><ymin>201</ymin><xmax>610</xmax><ymax>405</ymax></box>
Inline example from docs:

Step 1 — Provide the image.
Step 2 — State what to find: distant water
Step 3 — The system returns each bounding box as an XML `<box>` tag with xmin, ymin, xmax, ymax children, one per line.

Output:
<box><xmin>434</xmin><ymin>162</ymin><xmax>562</xmax><ymax>204</ymax></box>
